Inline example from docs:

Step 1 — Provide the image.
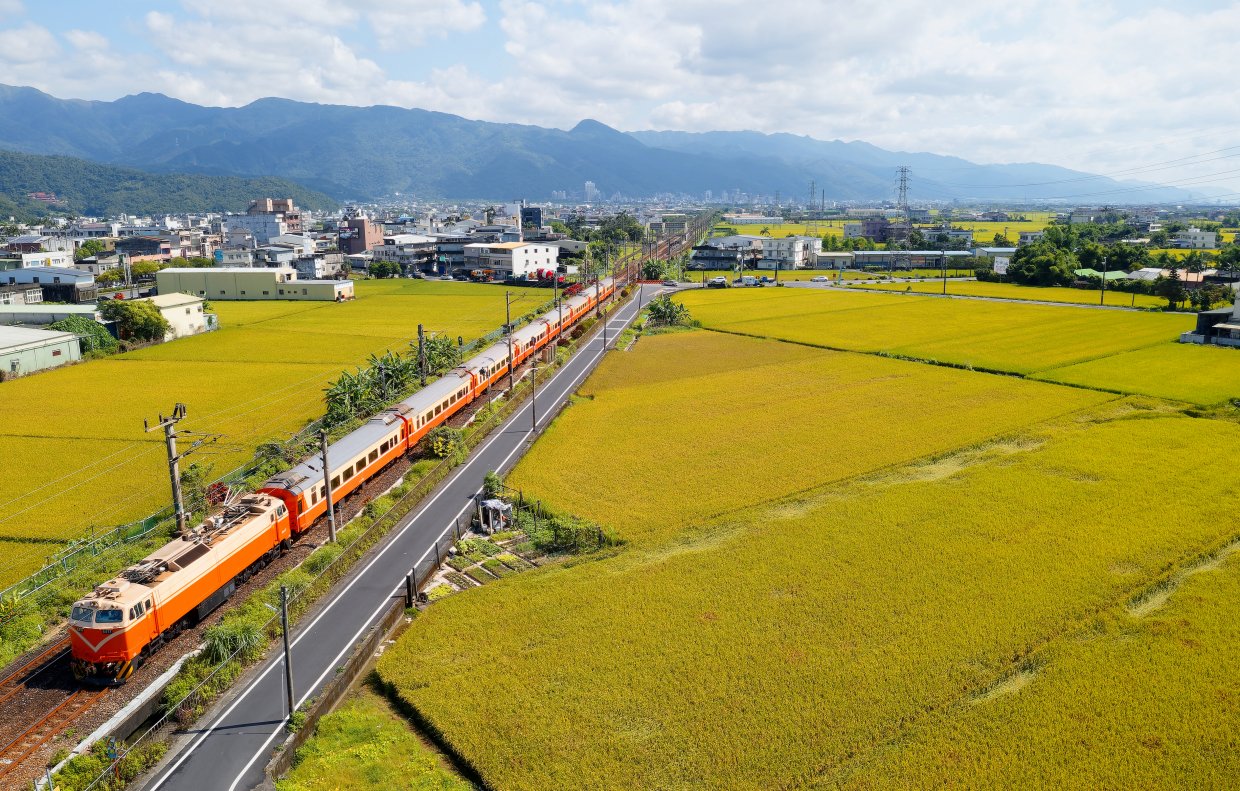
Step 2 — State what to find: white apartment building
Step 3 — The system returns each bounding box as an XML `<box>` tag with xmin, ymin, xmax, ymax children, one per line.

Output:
<box><xmin>16</xmin><ymin>250</ymin><xmax>74</xmax><ymax>268</ymax></box>
<box><xmin>758</xmin><ymin>236</ymin><xmax>822</xmax><ymax>269</ymax></box>
<box><xmin>1174</xmin><ymin>227</ymin><xmax>1217</xmax><ymax>250</ymax></box>
<box><xmin>462</xmin><ymin>242</ymin><xmax>559</xmax><ymax>278</ymax></box>
<box><xmin>224</xmin><ymin>214</ymin><xmax>287</xmax><ymax>246</ymax></box>
<box><xmin>139</xmin><ymin>293</ymin><xmax>214</xmax><ymax>341</ymax></box>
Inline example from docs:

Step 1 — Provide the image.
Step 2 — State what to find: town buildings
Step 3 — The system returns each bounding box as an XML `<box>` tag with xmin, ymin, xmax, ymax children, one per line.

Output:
<box><xmin>462</xmin><ymin>242</ymin><xmax>559</xmax><ymax>279</ymax></box>
<box><xmin>0</xmin><ymin>325</ymin><xmax>82</xmax><ymax>378</ymax></box>
<box><xmin>156</xmin><ymin>266</ymin><xmax>354</xmax><ymax>301</ymax></box>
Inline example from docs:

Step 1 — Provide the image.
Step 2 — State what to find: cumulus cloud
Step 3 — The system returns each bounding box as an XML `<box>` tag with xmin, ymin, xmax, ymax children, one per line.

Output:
<box><xmin>0</xmin><ymin>0</ymin><xmax>1238</xmax><ymax>183</ymax></box>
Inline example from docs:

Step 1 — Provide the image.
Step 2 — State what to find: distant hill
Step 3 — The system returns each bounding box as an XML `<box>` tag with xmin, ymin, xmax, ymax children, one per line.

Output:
<box><xmin>0</xmin><ymin>148</ymin><xmax>336</xmax><ymax>220</ymax></box>
<box><xmin>0</xmin><ymin>84</ymin><xmax>1203</xmax><ymax>204</ymax></box>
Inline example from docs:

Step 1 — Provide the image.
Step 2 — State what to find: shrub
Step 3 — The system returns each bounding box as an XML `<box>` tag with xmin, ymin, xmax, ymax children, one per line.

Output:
<box><xmin>428</xmin><ymin>426</ymin><xmax>465</xmax><ymax>461</ymax></box>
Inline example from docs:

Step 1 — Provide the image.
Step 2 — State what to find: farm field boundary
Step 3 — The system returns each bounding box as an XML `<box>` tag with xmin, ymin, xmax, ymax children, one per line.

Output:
<box><xmin>378</xmin><ymin>328</ymin><xmax>1240</xmax><ymax>790</ymax></box>
<box><xmin>676</xmin><ymin>288</ymin><xmax>1231</xmax><ymax>404</ymax></box>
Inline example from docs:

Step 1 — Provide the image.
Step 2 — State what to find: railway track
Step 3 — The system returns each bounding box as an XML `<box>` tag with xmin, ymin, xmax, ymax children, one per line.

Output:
<box><xmin>0</xmin><ymin>637</ymin><xmax>110</xmax><ymax>783</ymax></box>
<box><xmin>0</xmin><ymin>637</ymin><xmax>71</xmax><ymax>707</ymax></box>
<box><xmin>0</xmin><ymin>686</ymin><xmax>108</xmax><ymax>780</ymax></box>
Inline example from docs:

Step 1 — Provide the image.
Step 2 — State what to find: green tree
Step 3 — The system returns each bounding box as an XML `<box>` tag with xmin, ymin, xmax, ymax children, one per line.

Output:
<box><xmin>73</xmin><ymin>239</ymin><xmax>107</xmax><ymax>261</ymax></box>
<box><xmin>992</xmin><ymin>231</ymin><xmax>1012</xmax><ymax>246</ymax></box>
<box><xmin>646</xmin><ymin>294</ymin><xmax>691</xmax><ymax>326</ymax></box>
<box><xmin>97</xmin><ymin>299</ymin><xmax>171</xmax><ymax>341</ymax></box>
<box><xmin>1154</xmin><ymin>270</ymin><xmax>1186</xmax><ymax>309</ymax></box>
<box><xmin>48</xmin><ymin>314</ymin><xmax>118</xmax><ymax>354</ymax></box>
<box><xmin>1007</xmin><ymin>241</ymin><xmax>1077</xmax><ymax>286</ymax></box>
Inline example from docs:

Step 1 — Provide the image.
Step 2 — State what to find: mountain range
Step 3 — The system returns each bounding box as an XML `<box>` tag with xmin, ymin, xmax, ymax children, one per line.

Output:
<box><xmin>0</xmin><ymin>84</ymin><xmax>1206</xmax><ymax>205</ymax></box>
<box><xmin>0</xmin><ymin>149</ymin><xmax>335</xmax><ymax>221</ymax></box>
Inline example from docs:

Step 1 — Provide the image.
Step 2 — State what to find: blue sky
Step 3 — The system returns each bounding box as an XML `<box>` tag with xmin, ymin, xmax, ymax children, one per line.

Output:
<box><xmin>2</xmin><ymin>0</ymin><xmax>1239</xmax><ymax>191</ymax></box>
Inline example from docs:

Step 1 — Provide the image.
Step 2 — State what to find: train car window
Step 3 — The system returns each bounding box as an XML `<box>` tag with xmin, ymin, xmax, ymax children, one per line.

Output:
<box><xmin>146</xmin><ymin>599</ymin><xmax>152</xmax><ymax>611</ymax></box>
<box><xmin>369</xmin><ymin>449</ymin><xmax>378</xmax><ymax>463</ymax></box>
<box><xmin>96</xmin><ymin>609</ymin><xmax>123</xmax><ymax>624</ymax></box>
<box><xmin>319</xmin><ymin>484</ymin><xmax>326</xmax><ymax>498</ymax></box>
<box><xmin>331</xmin><ymin>476</ymin><xmax>340</xmax><ymax>488</ymax></box>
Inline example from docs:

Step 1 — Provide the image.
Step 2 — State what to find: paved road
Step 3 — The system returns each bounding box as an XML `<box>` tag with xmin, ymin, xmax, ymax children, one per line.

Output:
<box><xmin>144</xmin><ymin>284</ymin><xmax>659</xmax><ymax>791</ymax></box>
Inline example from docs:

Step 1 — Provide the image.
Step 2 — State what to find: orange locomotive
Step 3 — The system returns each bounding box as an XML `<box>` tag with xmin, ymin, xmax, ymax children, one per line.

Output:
<box><xmin>69</xmin><ymin>495</ymin><xmax>290</xmax><ymax>683</ymax></box>
<box><xmin>68</xmin><ymin>277</ymin><xmax>617</xmax><ymax>682</ymax></box>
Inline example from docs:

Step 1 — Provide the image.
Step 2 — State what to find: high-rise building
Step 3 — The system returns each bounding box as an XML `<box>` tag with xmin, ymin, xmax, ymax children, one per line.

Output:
<box><xmin>584</xmin><ymin>181</ymin><xmax>600</xmax><ymax>202</ymax></box>
<box><xmin>247</xmin><ymin>197</ymin><xmax>303</xmax><ymax>234</ymax></box>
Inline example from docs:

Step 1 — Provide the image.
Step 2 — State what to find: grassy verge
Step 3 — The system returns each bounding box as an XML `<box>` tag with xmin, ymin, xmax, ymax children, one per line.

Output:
<box><xmin>276</xmin><ymin>681</ymin><xmax>470</xmax><ymax>791</ymax></box>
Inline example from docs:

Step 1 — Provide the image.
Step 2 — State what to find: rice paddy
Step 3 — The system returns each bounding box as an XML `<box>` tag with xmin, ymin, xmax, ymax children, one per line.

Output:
<box><xmin>678</xmin><ymin>286</ymin><xmax>1193</xmax><ymax>374</ymax></box>
<box><xmin>379</xmin><ymin>327</ymin><xmax>1240</xmax><ymax>790</ymax></box>
<box><xmin>849</xmin><ymin>278</ymin><xmax>1167</xmax><ymax>308</ymax></box>
<box><xmin>0</xmin><ymin>280</ymin><xmax>545</xmax><ymax>588</ymax></box>
<box><xmin>1032</xmin><ymin>341</ymin><xmax>1240</xmax><ymax>405</ymax></box>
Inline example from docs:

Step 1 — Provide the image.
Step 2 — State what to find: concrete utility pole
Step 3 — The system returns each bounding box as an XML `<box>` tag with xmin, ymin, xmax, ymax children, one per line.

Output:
<box><xmin>417</xmin><ymin>323</ymin><xmax>427</xmax><ymax>387</ymax></box>
<box><xmin>144</xmin><ymin>403</ymin><xmax>217</xmax><ymax>535</ymax></box>
<box><xmin>531</xmin><ymin>364</ymin><xmax>539</xmax><ymax>432</ymax></box>
<box><xmin>505</xmin><ymin>291</ymin><xmax>515</xmax><ymax>391</ymax></box>
<box><xmin>1100</xmin><ymin>255</ymin><xmax>1108</xmax><ymax>306</ymax></box>
<box><xmin>942</xmin><ymin>245</ymin><xmax>948</xmax><ymax>295</ymax></box>
<box><xmin>280</xmin><ymin>585</ymin><xmax>294</xmax><ymax>717</ymax></box>
<box><xmin>319</xmin><ymin>429</ymin><xmax>337</xmax><ymax>542</ymax></box>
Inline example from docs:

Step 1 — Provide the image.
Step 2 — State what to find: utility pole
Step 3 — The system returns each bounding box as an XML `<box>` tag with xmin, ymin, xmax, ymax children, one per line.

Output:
<box><xmin>942</xmin><ymin>245</ymin><xmax>948</xmax><ymax>295</ymax></box>
<box><xmin>505</xmin><ymin>291</ymin><xmax>515</xmax><ymax>391</ymax></box>
<box><xmin>1100</xmin><ymin>255</ymin><xmax>1108</xmax><ymax>306</ymax></box>
<box><xmin>144</xmin><ymin>403</ymin><xmax>217</xmax><ymax>535</ymax></box>
<box><xmin>417</xmin><ymin>323</ymin><xmax>427</xmax><ymax>387</ymax></box>
<box><xmin>319</xmin><ymin>430</ymin><xmax>337</xmax><ymax>542</ymax></box>
<box><xmin>280</xmin><ymin>585</ymin><xmax>294</xmax><ymax>717</ymax></box>
<box><xmin>531</xmin><ymin>364</ymin><xmax>539</xmax><ymax>432</ymax></box>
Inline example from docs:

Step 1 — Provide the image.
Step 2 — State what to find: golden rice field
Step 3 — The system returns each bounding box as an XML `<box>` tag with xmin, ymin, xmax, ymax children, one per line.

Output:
<box><xmin>505</xmin><ymin>331</ymin><xmax>1106</xmax><ymax>543</ymax></box>
<box><xmin>944</xmin><ymin>219</ymin><xmax>1050</xmax><ymax>243</ymax></box>
<box><xmin>836</xmin><ymin>546</ymin><xmax>1240</xmax><ymax>789</ymax></box>
<box><xmin>678</xmin><ymin>286</ymin><xmax>1193</xmax><ymax>375</ymax></box>
<box><xmin>0</xmin><ymin>280</ymin><xmax>545</xmax><ymax>588</ymax></box>
<box><xmin>380</xmin><ymin>329</ymin><xmax>1240</xmax><ymax>790</ymax></box>
<box><xmin>1032</xmin><ymin>341</ymin><xmax>1240</xmax><ymax>405</ymax></box>
<box><xmin>850</xmin><ymin>278</ymin><xmax>1167</xmax><ymax>308</ymax></box>
<box><xmin>682</xmin><ymin>268</ymin><xmax>978</xmax><ymax>282</ymax></box>
<box><xmin>713</xmin><ymin>221</ymin><xmax>852</xmax><ymax>238</ymax></box>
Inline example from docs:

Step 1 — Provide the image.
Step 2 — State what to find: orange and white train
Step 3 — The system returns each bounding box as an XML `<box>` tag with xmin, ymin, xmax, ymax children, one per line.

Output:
<box><xmin>69</xmin><ymin>278</ymin><xmax>616</xmax><ymax>682</ymax></box>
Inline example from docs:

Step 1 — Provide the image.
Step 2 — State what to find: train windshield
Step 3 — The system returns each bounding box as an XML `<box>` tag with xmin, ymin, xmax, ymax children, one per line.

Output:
<box><xmin>95</xmin><ymin>609</ymin><xmax>123</xmax><ymax>624</ymax></box>
<box><xmin>70</xmin><ymin>605</ymin><xmax>93</xmax><ymax>622</ymax></box>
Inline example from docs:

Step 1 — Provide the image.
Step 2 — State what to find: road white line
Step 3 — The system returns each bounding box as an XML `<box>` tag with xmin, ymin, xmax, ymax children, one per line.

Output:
<box><xmin>150</xmin><ymin>296</ymin><xmax>639</xmax><ymax>791</ymax></box>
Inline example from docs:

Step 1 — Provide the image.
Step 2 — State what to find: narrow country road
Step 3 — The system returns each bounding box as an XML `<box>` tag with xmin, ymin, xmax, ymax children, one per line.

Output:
<box><xmin>142</xmin><ymin>283</ymin><xmax>661</xmax><ymax>791</ymax></box>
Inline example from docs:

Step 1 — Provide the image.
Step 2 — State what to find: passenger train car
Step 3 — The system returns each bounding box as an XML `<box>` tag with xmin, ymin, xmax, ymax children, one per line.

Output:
<box><xmin>69</xmin><ymin>278</ymin><xmax>616</xmax><ymax>681</ymax></box>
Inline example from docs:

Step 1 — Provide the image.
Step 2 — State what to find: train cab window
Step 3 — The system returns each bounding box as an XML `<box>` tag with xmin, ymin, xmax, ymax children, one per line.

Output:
<box><xmin>277</xmin><ymin>504</ymin><xmax>286</xmax><ymax>516</ymax></box>
<box><xmin>96</xmin><ymin>609</ymin><xmax>123</xmax><ymax>624</ymax></box>
<box><xmin>369</xmin><ymin>450</ymin><xmax>378</xmax><ymax>463</ymax></box>
<box><xmin>146</xmin><ymin>599</ymin><xmax>153</xmax><ymax>611</ymax></box>
<box><xmin>71</xmin><ymin>605</ymin><xmax>92</xmax><ymax>622</ymax></box>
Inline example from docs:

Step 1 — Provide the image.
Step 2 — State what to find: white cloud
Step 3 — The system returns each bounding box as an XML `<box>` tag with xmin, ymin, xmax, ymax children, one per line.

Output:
<box><xmin>0</xmin><ymin>22</ymin><xmax>59</xmax><ymax>64</ymax></box>
<box><xmin>1</xmin><ymin>0</ymin><xmax>1239</xmax><ymax>186</ymax></box>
